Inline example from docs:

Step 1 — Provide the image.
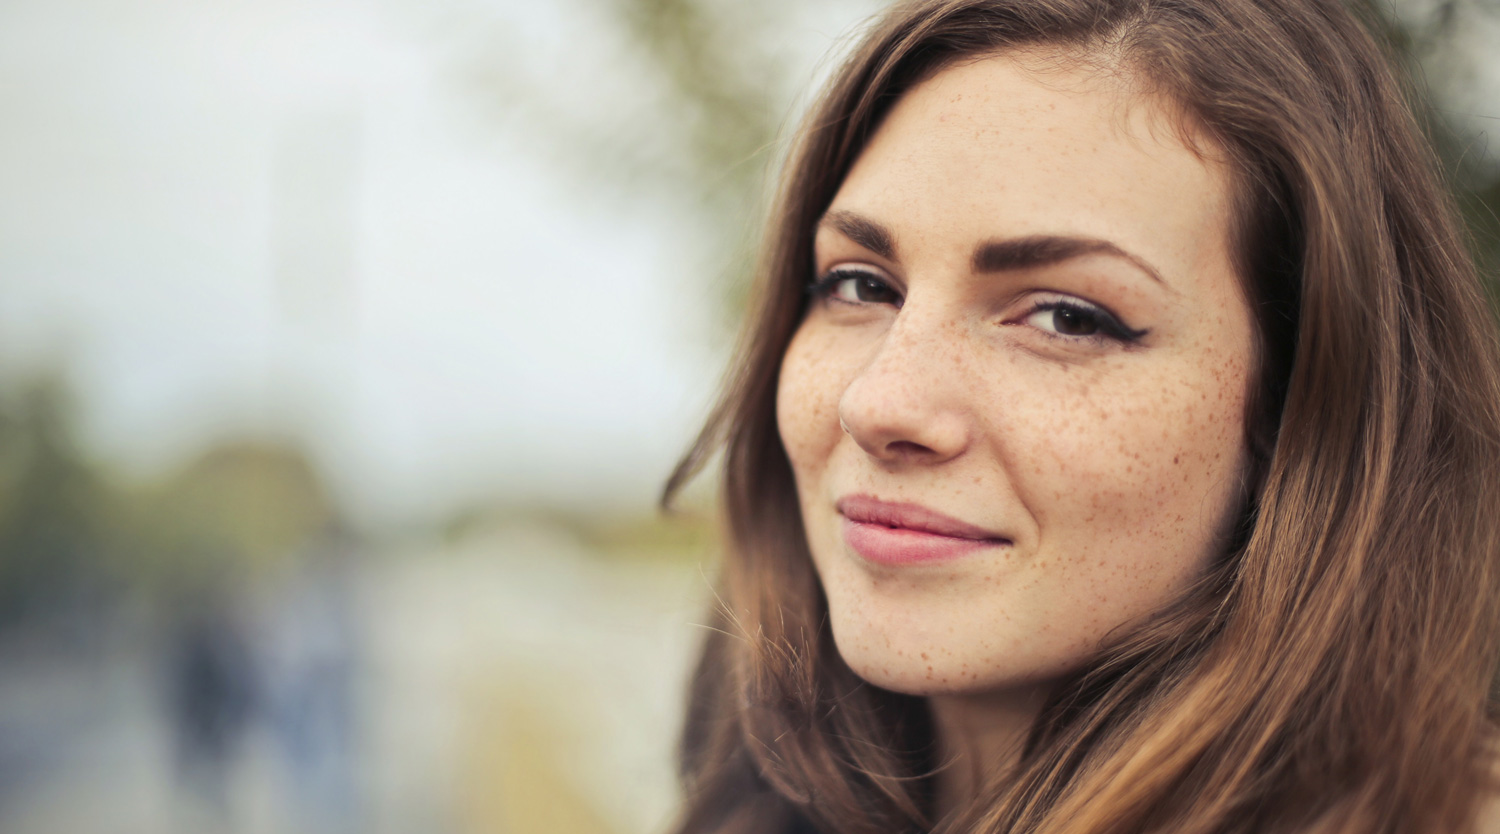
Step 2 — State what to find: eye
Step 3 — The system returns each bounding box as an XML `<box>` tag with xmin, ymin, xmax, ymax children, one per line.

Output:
<box><xmin>1019</xmin><ymin>298</ymin><xmax>1146</xmax><ymax>343</ymax></box>
<box><xmin>808</xmin><ymin>268</ymin><xmax>904</xmax><ymax>308</ymax></box>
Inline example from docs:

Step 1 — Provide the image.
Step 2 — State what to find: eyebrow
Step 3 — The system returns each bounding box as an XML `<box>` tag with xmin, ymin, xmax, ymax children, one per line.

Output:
<box><xmin>817</xmin><ymin>209</ymin><xmax>1167</xmax><ymax>288</ymax></box>
<box><xmin>973</xmin><ymin>236</ymin><xmax>1167</xmax><ymax>287</ymax></box>
<box><xmin>819</xmin><ymin>210</ymin><xmax>898</xmax><ymax>261</ymax></box>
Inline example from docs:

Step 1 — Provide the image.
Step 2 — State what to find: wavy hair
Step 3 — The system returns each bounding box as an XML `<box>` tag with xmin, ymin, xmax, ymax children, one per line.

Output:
<box><xmin>663</xmin><ymin>1</ymin><xmax>1500</xmax><ymax>831</ymax></box>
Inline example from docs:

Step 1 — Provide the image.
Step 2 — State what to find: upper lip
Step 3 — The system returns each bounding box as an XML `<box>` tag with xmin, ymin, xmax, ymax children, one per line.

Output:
<box><xmin>836</xmin><ymin>494</ymin><xmax>1009</xmax><ymax>542</ymax></box>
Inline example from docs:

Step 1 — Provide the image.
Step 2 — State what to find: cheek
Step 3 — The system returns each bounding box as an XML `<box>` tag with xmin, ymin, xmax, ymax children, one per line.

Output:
<box><xmin>1010</xmin><ymin>346</ymin><xmax>1253</xmax><ymax>566</ymax></box>
<box><xmin>776</xmin><ymin>324</ymin><xmax>850</xmax><ymax>483</ymax></box>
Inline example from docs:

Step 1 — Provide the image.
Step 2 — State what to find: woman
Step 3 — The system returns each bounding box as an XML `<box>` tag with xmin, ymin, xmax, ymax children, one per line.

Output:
<box><xmin>663</xmin><ymin>0</ymin><xmax>1500</xmax><ymax>831</ymax></box>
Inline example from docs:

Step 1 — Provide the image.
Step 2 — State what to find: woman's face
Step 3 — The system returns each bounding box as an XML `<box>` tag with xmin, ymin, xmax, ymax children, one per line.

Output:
<box><xmin>776</xmin><ymin>51</ymin><xmax>1256</xmax><ymax>697</ymax></box>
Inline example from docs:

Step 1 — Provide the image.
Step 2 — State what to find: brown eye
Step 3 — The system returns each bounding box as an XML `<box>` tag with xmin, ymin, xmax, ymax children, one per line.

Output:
<box><xmin>813</xmin><ymin>269</ymin><xmax>903</xmax><ymax>307</ymax></box>
<box><xmin>1051</xmin><ymin>306</ymin><xmax>1099</xmax><ymax>336</ymax></box>
<box><xmin>1019</xmin><ymin>299</ymin><xmax>1147</xmax><ymax>344</ymax></box>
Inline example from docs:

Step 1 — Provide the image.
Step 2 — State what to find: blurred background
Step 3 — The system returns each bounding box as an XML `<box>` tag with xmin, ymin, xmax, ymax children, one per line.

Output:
<box><xmin>0</xmin><ymin>1</ymin><xmax>1497</xmax><ymax>833</ymax></box>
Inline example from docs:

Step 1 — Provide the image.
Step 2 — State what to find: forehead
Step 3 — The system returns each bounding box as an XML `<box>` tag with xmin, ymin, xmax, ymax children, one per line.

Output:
<box><xmin>830</xmin><ymin>50</ymin><xmax>1235</xmax><ymax>283</ymax></box>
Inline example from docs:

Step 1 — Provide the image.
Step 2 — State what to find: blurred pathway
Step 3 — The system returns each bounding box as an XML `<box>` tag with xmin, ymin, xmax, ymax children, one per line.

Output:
<box><xmin>0</xmin><ymin>521</ymin><xmax>710</xmax><ymax>834</ymax></box>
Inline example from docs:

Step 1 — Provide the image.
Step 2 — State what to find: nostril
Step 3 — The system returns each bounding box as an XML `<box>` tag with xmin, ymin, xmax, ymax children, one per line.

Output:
<box><xmin>837</xmin><ymin>375</ymin><xmax>970</xmax><ymax>463</ymax></box>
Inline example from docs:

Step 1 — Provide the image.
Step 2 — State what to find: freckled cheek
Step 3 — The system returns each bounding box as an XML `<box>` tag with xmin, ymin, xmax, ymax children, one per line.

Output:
<box><xmin>776</xmin><ymin>326</ymin><xmax>855</xmax><ymax>482</ymax></box>
<box><xmin>1005</xmin><ymin>361</ymin><xmax>1251</xmax><ymax>543</ymax></box>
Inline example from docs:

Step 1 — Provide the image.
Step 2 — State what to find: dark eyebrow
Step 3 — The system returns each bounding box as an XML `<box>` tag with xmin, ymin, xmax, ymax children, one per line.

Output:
<box><xmin>972</xmin><ymin>235</ymin><xmax>1167</xmax><ymax>287</ymax></box>
<box><xmin>818</xmin><ymin>210</ymin><xmax>897</xmax><ymax>261</ymax></box>
<box><xmin>818</xmin><ymin>210</ymin><xmax>1167</xmax><ymax>288</ymax></box>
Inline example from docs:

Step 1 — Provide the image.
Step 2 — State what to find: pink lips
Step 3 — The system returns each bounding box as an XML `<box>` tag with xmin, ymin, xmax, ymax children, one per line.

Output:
<box><xmin>837</xmin><ymin>494</ymin><xmax>1010</xmax><ymax>565</ymax></box>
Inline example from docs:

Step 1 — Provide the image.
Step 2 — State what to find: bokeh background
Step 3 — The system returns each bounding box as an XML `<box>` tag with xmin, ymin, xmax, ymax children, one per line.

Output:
<box><xmin>1</xmin><ymin>1</ymin><xmax>1498</xmax><ymax>833</ymax></box>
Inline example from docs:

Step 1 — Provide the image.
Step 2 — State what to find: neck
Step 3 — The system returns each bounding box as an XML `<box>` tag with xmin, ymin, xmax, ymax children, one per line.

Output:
<box><xmin>928</xmin><ymin>687</ymin><xmax>1047</xmax><ymax>821</ymax></box>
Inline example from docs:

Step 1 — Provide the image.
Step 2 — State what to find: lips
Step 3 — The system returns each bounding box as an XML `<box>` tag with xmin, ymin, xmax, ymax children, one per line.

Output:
<box><xmin>837</xmin><ymin>494</ymin><xmax>1011</xmax><ymax>565</ymax></box>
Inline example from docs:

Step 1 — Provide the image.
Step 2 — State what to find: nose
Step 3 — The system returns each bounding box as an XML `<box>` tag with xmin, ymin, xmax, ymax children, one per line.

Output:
<box><xmin>837</xmin><ymin>308</ymin><xmax>973</xmax><ymax>465</ymax></box>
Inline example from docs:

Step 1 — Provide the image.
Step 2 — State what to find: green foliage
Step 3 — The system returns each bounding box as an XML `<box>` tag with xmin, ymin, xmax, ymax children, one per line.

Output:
<box><xmin>442</xmin><ymin>499</ymin><xmax>718</xmax><ymax>563</ymax></box>
<box><xmin>120</xmin><ymin>439</ymin><xmax>338</xmax><ymax>590</ymax></box>
<box><xmin>1357</xmin><ymin>0</ymin><xmax>1500</xmax><ymax>293</ymax></box>
<box><xmin>0</xmin><ymin>376</ymin><xmax>113</xmax><ymax>629</ymax></box>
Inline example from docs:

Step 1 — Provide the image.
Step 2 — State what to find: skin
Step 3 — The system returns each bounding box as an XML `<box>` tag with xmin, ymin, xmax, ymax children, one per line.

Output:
<box><xmin>774</xmin><ymin>50</ymin><xmax>1257</xmax><ymax>815</ymax></box>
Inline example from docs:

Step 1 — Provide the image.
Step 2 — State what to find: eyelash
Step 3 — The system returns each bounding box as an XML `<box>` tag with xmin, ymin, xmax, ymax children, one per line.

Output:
<box><xmin>807</xmin><ymin>268</ymin><xmax>903</xmax><ymax>308</ymax></box>
<box><xmin>806</xmin><ymin>269</ymin><xmax>1148</xmax><ymax>345</ymax></box>
<box><xmin>1020</xmin><ymin>298</ymin><xmax>1148</xmax><ymax>344</ymax></box>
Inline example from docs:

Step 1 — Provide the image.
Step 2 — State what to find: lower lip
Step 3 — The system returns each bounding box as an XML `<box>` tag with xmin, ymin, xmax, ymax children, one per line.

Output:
<box><xmin>841</xmin><ymin>517</ymin><xmax>1007</xmax><ymax>565</ymax></box>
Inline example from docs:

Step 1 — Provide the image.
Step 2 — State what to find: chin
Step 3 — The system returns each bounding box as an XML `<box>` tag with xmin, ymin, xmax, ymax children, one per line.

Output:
<box><xmin>829</xmin><ymin>619</ymin><xmax>997</xmax><ymax>696</ymax></box>
<box><xmin>851</xmin><ymin>667</ymin><xmax>985</xmax><ymax>698</ymax></box>
<box><xmin>826</xmin><ymin>606</ymin><xmax>1097</xmax><ymax>700</ymax></box>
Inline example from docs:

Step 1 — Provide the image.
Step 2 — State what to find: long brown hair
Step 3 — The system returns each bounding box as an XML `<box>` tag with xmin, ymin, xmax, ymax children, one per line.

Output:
<box><xmin>663</xmin><ymin>1</ymin><xmax>1500</xmax><ymax>832</ymax></box>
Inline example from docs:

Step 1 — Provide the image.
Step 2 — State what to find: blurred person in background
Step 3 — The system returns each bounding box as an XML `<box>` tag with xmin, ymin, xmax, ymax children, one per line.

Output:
<box><xmin>665</xmin><ymin>1</ymin><xmax>1500</xmax><ymax>832</ymax></box>
<box><xmin>168</xmin><ymin>580</ymin><xmax>259</xmax><ymax>823</ymax></box>
<box><xmin>260</xmin><ymin>524</ymin><xmax>360</xmax><ymax>833</ymax></box>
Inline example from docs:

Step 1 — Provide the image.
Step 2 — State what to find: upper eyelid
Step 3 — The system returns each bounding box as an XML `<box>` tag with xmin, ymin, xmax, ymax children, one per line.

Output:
<box><xmin>1017</xmin><ymin>291</ymin><xmax>1116</xmax><ymax>317</ymax></box>
<box><xmin>816</xmin><ymin>262</ymin><xmax>904</xmax><ymax>290</ymax></box>
<box><xmin>817</xmin><ymin>260</ymin><xmax>892</xmax><ymax>277</ymax></box>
